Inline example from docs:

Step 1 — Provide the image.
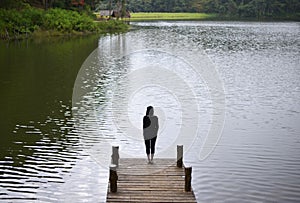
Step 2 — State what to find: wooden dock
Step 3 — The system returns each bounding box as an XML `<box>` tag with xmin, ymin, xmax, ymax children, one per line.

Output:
<box><xmin>106</xmin><ymin>148</ymin><xmax>197</xmax><ymax>202</ymax></box>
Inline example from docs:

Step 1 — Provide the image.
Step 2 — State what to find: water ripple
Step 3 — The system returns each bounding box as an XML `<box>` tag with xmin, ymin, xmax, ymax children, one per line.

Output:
<box><xmin>1</xmin><ymin>21</ymin><xmax>299</xmax><ymax>202</ymax></box>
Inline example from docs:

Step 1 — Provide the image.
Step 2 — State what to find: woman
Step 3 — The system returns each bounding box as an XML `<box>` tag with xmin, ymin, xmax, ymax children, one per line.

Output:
<box><xmin>143</xmin><ymin>106</ymin><xmax>159</xmax><ymax>164</ymax></box>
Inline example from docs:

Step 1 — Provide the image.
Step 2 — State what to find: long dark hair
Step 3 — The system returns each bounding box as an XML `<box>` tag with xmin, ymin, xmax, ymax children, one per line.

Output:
<box><xmin>143</xmin><ymin>106</ymin><xmax>153</xmax><ymax>129</ymax></box>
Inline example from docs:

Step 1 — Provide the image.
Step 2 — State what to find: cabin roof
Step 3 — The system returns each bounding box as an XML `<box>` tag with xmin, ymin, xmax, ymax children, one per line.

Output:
<box><xmin>99</xmin><ymin>10</ymin><xmax>113</xmax><ymax>16</ymax></box>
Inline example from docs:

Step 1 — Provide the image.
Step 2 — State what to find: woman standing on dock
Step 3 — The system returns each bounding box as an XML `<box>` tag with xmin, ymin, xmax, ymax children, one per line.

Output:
<box><xmin>143</xmin><ymin>106</ymin><xmax>159</xmax><ymax>164</ymax></box>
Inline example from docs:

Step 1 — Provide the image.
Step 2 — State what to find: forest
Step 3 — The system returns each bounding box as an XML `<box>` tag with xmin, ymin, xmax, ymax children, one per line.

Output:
<box><xmin>0</xmin><ymin>0</ymin><xmax>299</xmax><ymax>20</ymax></box>
<box><xmin>126</xmin><ymin>0</ymin><xmax>300</xmax><ymax>19</ymax></box>
<box><xmin>94</xmin><ymin>0</ymin><xmax>300</xmax><ymax>19</ymax></box>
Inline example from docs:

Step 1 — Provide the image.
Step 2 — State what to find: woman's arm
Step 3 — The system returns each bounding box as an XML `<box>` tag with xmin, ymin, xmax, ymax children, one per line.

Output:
<box><xmin>155</xmin><ymin>116</ymin><xmax>159</xmax><ymax>132</ymax></box>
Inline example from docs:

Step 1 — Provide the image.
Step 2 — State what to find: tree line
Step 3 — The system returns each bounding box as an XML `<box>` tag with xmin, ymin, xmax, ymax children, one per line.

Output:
<box><xmin>0</xmin><ymin>0</ymin><xmax>97</xmax><ymax>10</ymax></box>
<box><xmin>97</xmin><ymin>0</ymin><xmax>299</xmax><ymax>19</ymax></box>
<box><xmin>1</xmin><ymin>0</ymin><xmax>299</xmax><ymax>19</ymax></box>
<box><xmin>126</xmin><ymin>0</ymin><xmax>299</xmax><ymax>19</ymax></box>
<box><xmin>198</xmin><ymin>0</ymin><xmax>300</xmax><ymax>19</ymax></box>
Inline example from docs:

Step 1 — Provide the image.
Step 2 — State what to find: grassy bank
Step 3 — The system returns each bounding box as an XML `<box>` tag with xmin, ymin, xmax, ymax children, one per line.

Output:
<box><xmin>130</xmin><ymin>12</ymin><xmax>217</xmax><ymax>21</ymax></box>
<box><xmin>0</xmin><ymin>7</ymin><xmax>129</xmax><ymax>40</ymax></box>
<box><xmin>130</xmin><ymin>12</ymin><xmax>299</xmax><ymax>22</ymax></box>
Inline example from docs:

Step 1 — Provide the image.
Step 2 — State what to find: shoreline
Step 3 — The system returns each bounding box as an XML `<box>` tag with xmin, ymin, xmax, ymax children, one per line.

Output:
<box><xmin>1</xmin><ymin>21</ymin><xmax>129</xmax><ymax>41</ymax></box>
<box><xmin>0</xmin><ymin>7</ymin><xmax>129</xmax><ymax>41</ymax></box>
<box><xmin>2</xmin><ymin>9</ymin><xmax>298</xmax><ymax>41</ymax></box>
<box><xmin>130</xmin><ymin>12</ymin><xmax>300</xmax><ymax>22</ymax></box>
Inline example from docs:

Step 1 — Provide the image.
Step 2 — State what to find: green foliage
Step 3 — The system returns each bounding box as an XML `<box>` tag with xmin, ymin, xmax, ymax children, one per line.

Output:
<box><xmin>97</xmin><ymin>20</ymin><xmax>129</xmax><ymax>33</ymax></box>
<box><xmin>43</xmin><ymin>8</ymin><xmax>97</xmax><ymax>32</ymax></box>
<box><xmin>52</xmin><ymin>0</ymin><xmax>71</xmax><ymax>9</ymax></box>
<box><xmin>200</xmin><ymin>0</ymin><xmax>300</xmax><ymax>19</ymax></box>
<box><xmin>0</xmin><ymin>8</ymin><xmax>43</xmax><ymax>38</ymax></box>
<box><xmin>2</xmin><ymin>0</ymin><xmax>299</xmax><ymax>20</ymax></box>
<box><xmin>0</xmin><ymin>0</ymin><xmax>27</xmax><ymax>9</ymax></box>
<box><xmin>0</xmin><ymin>6</ymin><xmax>128</xmax><ymax>40</ymax></box>
<box><xmin>118</xmin><ymin>0</ymin><xmax>300</xmax><ymax>20</ymax></box>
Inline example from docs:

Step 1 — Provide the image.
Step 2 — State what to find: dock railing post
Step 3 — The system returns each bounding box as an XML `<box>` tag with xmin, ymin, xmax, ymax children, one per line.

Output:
<box><xmin>109</xmin><ymin>164</ymin><xmax>118</xmax><ymax>193</ymax></box>
<box><xmin>112</xmin><ymin>146</ymin><xmax>119</xmax><ymax>167</ymax></box>
<box><xmin>185</xmin><ymin>166</ymin><xmax>192</xmax><ymax>192</ymax></box>
<box><xmin>177</xmin><ymin>145</ymin><xmax>183</xmax><ymax>168</ymax></box>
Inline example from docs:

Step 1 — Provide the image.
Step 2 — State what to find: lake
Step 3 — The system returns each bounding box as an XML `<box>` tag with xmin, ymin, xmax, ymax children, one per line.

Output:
<box><xmin>0</xmin><ymin>21</ymin><xmax>299</xmax><ymax>202</ymax></box>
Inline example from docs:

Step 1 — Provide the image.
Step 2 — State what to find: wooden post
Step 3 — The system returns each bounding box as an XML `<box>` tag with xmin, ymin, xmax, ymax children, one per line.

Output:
<box><xmin>177</xmin><ymin>145</ymin><xmax>183</xmax><ymax>168</ymax></box>
<box><xmin>112</xmin><ymin>146</ymin><xmax>119</xmax><ymax>167</ymax></box>
<box><xmin>109</xmin><ymin>164</ymin><xmax>118</xmax><ymax>193</ymax></box>
<box><xmin>185</xmin><ymin>166</ymin><xmax>192</xmax><ymax>192</ymax></box>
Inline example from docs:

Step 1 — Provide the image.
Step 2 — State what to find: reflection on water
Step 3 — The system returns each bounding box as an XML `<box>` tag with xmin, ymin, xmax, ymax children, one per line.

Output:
<box><xmin>73</xmin><ymin>45</ymin><xmax>219</xmax><ymax>162</ymax></box>
<box><xmin>1</xmin><ymin>22</ymin><xmax>300</xmax><ymax>202</ymax></box>
<box><xmin>0</xmin><ymin>36</ymin><xmax>103</xmax><ymax>201</ymax></box>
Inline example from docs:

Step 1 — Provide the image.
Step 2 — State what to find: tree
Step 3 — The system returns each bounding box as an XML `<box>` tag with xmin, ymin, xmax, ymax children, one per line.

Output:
<box><xmin>0</xmin><ymin>0</ymin><xmax>26</xmax><ymax>9</ymax></box>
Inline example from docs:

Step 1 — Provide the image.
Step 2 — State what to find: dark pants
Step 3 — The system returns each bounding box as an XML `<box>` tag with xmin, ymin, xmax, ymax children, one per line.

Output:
<box><xmin>145</xmin><ymin>136</ymin><xmax>157</xmax><ymax>155</ymax></box>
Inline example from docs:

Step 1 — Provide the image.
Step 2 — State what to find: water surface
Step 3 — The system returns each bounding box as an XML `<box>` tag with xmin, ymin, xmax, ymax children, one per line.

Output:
<box><xmin>1</xmin><ymin>22</ymin><xmax>300</xmax><ymax>202</ymax></box>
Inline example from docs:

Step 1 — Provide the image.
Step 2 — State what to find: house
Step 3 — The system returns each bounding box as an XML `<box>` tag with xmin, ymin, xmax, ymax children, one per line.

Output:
<box><xmin>99</xmin><ymin>10</ymin><xmax>113</xmax><ymax>18</ymax></box>
<box><xmin>98</xmin><ymin>10</ymin><xmax>131</xmax><ymax>21</ymax></box>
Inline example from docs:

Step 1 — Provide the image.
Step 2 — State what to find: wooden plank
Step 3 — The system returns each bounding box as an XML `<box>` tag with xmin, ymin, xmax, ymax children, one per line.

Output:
<box><xmin>106</xmin><ymin>158</ymin><xmax>196</xmax><ymax>202</ymax></box>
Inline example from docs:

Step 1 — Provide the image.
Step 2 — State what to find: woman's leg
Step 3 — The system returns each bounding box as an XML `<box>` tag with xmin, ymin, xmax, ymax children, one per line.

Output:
<box><xmin>145</xmin><ymin>139</ymin><xmax>151</xmax><ymax>162</ymax></box>
<box><xmin>150</xmin><ymin>136</ymin><xmax>157</xmax><ymax>161</ymax></box>
<box><xmin>145</xmin><ymin>139</ymin><xmax>150</xmax><ymax>155</ymax></box>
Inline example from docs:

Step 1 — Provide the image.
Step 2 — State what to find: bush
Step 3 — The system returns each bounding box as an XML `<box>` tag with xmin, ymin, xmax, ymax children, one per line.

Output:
<box><xmin>0</xmin><ymin>8</ymin><xmax>43</xmax><ymax>38</ymax></box>
<box><xmin>0</xmin><ymin>6</ymin><xmax>128</xmax><ymax>40</ymax></box>
<box><xmin>98</xmin><ymin>20</ymin><xmax>128</xmax><ymax>33</ymax></box>
<box><xmin>43</xmin><ymin>9</ymin><xmax>73</xmax><ymax>32</ymax></box>
<box><xmin>42</xmin><ymin>8</ymin><xmax>100</xmax><ymax>32</ymax></box>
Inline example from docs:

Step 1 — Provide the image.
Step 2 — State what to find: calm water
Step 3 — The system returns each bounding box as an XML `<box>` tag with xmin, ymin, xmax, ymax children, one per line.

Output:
<box><xmin>1</xmin><ymin>21</ymin><xmax>300</xmax><ymax>202</ymax></box>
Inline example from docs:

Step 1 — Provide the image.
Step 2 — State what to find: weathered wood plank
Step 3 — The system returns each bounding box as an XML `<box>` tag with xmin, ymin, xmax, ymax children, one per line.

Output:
<box><xmin>106</xmin><ymin>158</ymin><xmax>196</xmax><ymax>202</ymax></box>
